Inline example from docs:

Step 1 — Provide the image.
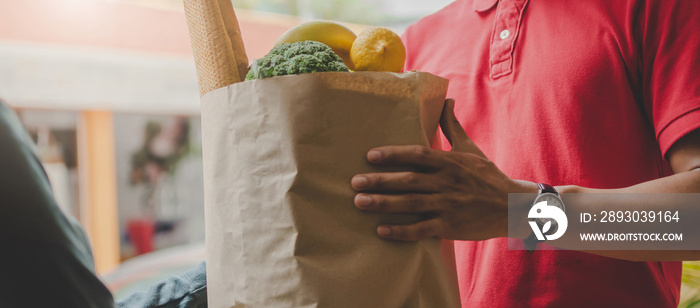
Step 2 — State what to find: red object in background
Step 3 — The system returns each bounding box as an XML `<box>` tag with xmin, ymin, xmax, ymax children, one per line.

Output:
<box><xmin>127</xmin><ymin>219</ymin><xmax>155</xmax><ymax>255</ymax></box>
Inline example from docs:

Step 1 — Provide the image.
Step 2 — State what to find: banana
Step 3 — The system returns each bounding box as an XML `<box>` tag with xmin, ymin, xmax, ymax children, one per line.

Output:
<box><xmin>275</xmin><ymin>21</ymin><xmax>357</xmax><ymax>70</ymax></box>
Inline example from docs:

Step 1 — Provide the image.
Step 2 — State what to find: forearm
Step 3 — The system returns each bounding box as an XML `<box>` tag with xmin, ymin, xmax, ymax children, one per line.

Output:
<box><xmin>534</xmin><ymin>169</ymin><xmax>700</xmax><ymax>261</ymax></box>
<box><xmin>560</xmin><ymin>168</ymin><xmax>700</xmax><ymax>195</ymax></box>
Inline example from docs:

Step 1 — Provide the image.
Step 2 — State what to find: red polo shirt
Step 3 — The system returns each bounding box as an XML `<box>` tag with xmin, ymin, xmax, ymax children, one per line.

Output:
<box><xmin>403</xmin><ymin>0</ymin><xmax>700</xmax><ymax>307</ymax></box>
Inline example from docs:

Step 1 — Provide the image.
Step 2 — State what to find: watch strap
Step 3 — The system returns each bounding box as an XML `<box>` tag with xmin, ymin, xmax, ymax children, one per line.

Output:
<box><xmin>524</xmin><ymin>183</ymin><xmax>558</xmax><ymax>254</ymax></box>
<box><xmin>537</xmin><ymin>183</ymin><xmax>557</xmax><ymax>195</ymax></box>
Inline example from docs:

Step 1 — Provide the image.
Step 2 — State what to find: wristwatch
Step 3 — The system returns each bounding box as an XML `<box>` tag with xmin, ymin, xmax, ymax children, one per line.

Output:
<box><xmin>523</xmin><ymin>183</ymin><xmax>565</xmax><ymax>253</ymax></box>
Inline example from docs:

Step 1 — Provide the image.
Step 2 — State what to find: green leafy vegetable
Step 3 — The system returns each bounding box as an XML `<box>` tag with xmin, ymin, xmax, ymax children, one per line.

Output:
<box><xmin>245</xmin><ymin>41</ymin><xmax>349</xmax><ymax>80</ymax></box>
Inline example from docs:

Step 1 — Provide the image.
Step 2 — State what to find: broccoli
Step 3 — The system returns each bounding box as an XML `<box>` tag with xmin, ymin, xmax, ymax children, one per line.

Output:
<box><xmin>245</xmin><ymin>41</ymin><xmax>349</xmax><ymax>80</ymax></box>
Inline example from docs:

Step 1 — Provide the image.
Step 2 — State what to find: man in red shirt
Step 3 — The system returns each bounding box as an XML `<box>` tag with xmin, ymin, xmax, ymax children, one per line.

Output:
<box><xmin>352</xmin><ymin>0</ymin><xmax>700</xmax><ymax>306</ymax></box>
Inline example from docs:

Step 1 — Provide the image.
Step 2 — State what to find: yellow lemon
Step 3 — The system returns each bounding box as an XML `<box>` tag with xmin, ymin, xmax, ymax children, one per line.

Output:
<box><xmin>275</xmin><ymin>21</ymin><xmax>357</xmax><ymax>70</ymax></box>
<box><xmin>350</xmin><ymin>27</ymin><xmax>406</xmax><ymax>73</ymax></box>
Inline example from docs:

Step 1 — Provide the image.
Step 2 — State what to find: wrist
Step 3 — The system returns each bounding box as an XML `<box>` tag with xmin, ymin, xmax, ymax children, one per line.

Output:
<box><xmin>556</xmin><ymin>185</ymin><xmax>583</xmax><ymax>194</ymax></box>
<box><xmin>506</xmin><ymin>180</ymin><xmax>539</xmax><ymax>239</ymax></box>
<box><xmin>509</xmin><ymin>180</ymin><xmax>539</xmax><ymax>208</ymax></box>
<box><xmin>513</xmin><ymin>179</ymin><xmax>540</xmax><ymax>194</ymax></box>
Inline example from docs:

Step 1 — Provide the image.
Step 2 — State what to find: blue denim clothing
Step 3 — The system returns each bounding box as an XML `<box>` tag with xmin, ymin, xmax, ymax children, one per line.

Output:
<box><xmin>117</xmin><ymin>262</ymin><xmax>207</xmax><ymax>308</ymax></box>
<box><xmin>0</xmin><ymin>100</ymin><xmax>207</xmax><ymax>308</ymax></box>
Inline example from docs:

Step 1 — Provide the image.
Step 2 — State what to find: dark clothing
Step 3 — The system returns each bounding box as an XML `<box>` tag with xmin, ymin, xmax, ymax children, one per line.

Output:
<box><xmin>0</xmin><ymin>101</ymin><xmax>207</xmax><ymax>307</ymax></box>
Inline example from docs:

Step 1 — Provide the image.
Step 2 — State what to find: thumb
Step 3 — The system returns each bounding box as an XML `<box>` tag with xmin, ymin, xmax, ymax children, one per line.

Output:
<box><xmin>439</xmin><ymin>98</ymin><xmax>486</xmax><ymax>157</ymax></box>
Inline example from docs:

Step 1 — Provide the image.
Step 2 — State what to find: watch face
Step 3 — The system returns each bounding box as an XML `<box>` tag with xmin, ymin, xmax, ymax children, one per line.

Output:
<box><xmin>534</xmin><ymin>193</ymin><xmax>565</xmax><ymax>230</ymax></box>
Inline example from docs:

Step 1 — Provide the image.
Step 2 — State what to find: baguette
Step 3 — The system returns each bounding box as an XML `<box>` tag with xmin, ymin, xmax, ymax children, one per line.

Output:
<box><xmin>184</xmin><ymin>0</ymin><xmax>249</xmax><ymax>95</ymax></box>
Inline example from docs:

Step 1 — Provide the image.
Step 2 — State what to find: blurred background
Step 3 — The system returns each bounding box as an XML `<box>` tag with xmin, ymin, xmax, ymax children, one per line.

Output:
<box><xmin>0</xmin><ymin>0</ymin><xmax>451</xmax><ymax>301</ymax></box>
<box><xmin>1</xmin><ymin>0</ymin><xmax>699</xmax><ymax>306</ymax></box>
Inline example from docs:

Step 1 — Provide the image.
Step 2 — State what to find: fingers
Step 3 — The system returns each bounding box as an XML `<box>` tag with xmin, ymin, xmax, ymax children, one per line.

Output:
<box><xmin>439</xmin><ymin>98</ymin><xmax>486</xmax><ymax>158</ymax></box>
<box><xmin>376</xmin><ymin>219</ymin><xmax>442</xmax><ymax>241</ymax></box>
<box><xmin>354</xmin><ymin>193</ymin><xmax>442</xmax><ymax>213</ymax></box>
<box><xmin>366</xmin><ymin>145</ymin><xmax>446</xmax><ymax>170</ymax></box>
<box><xmin>351</xmin><ymin>172</ymin><xmax>440</xmax><ymax>193</ymax></box>
<box><xmin>354</xmin><ymin>193</ymin><xmax>449</xmax><ymax>241</ymax></box>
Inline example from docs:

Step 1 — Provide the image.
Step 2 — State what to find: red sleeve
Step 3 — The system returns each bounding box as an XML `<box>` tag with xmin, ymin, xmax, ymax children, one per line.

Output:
<box><xmin>640</xmin><ymin>0</ymin><xmax>700</xmax><ymax>157</ymax></box>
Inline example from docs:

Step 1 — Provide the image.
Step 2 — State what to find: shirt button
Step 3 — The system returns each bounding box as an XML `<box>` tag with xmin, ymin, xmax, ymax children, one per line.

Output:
<box><xmin>499</xmin><ymin>29</ymin><xmax>510</xmax><ymax>40</ymax></box>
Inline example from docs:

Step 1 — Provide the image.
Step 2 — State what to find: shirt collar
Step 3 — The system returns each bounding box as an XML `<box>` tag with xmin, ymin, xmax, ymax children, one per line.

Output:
<box><xmin>473</xmin><ymin>0</ymin><xmax>498</xmax><ymax>12</ymax></box>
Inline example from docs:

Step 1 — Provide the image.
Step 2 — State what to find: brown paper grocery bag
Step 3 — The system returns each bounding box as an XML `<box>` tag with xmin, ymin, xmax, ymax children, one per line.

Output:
<box><xmin>201</xmin><ymin>71</ymin><xmax>460</xmax><ymax>308</ymax></box>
